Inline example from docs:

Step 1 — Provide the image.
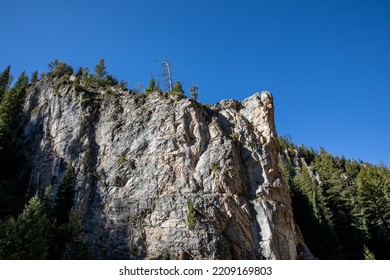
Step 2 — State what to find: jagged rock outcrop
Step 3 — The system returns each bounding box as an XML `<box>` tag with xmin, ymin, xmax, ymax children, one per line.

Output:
<box><xmin>20</xmin><ymin>77</ymin><xmax>314</xmax><ymax>259</ymax></box>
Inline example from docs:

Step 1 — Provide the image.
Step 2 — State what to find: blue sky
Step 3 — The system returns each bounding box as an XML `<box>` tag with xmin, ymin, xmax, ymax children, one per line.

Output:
<box><xmin>1</xmin><ymin>0</ymin><xmax>389</xmax><ymax>165</ymax></box>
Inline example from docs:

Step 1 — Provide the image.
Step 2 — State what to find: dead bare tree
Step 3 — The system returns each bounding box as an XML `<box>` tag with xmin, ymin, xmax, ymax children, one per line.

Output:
<box><xmin>161</xmin><ymin>58</ymin><xmax>173</xmax><ymax>92</ymax></box>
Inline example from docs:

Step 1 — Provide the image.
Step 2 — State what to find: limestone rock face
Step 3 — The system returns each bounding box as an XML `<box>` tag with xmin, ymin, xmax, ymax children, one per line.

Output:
<box><xmin>21</xmin><ymin>77</ymin><xmax>313</xmax><ymax>259</ymax></box>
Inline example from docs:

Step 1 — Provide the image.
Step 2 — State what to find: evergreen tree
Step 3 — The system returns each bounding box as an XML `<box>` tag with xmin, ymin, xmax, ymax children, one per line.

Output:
<box><xmin>77</xmin><ymin>66</ymin><xmax>89</xmax><ymax>78</ymax></box>
<box><xmin>118</xmin><ymin>80</ymin><xmax>128</xmax><ymax>90</ymax></box>
<box><xmin>94</xmin><ymin>58</ymin><xmax>107</xmax><ymax>80</ymax></box>
<box><xmin>52</xmin><ymin>165</ymin><xmax>75</xmax><ymax>225</ymax></box>
<box><xmin>0</xmin><ymin>72</ymin><xmax>28</xmax><ymax>167</ymax></box>
<box><xmin>59</xmin><ymin>210</ymin><xmax>93</xmax><ymax>259</ymax></box>
<box><xmin>30</xmin><ymin>71</ymin><xmax>38</xmax><ymax>86</ymax></box>
<box><xmin>145</xmin><ymin>76</ymin><xmax>158</xmax><ymax>94</ymax></box>
<box><xmin>48</xmin><ymin>60</ymin><xmax>73</xmax><ymax>77</ymax></box>
<box><xmin>49</xmin><ymin>164</ymin><xmax>78</xmax><ymax>259</ymax></box>
<box><xmin>172</xmin><ymin>81</ymin><xmax>184</xmax><ymax>96</ymax></box>
<box><xmin>0</xmin><ymin>72</ymin><xmax>28</xmax><ymax>152</ymax></box>
<box><xmin>278</xmin><ymin>138</ymin><xmax>375</xmax><ymax>259</ymax></box>
<box><xmin>189</xmin><ymin>83</ymin><xmax>199</xmax><ymax>101</ymax></box>
<box><xmin>363</xmin><ymin>245</ymin><xmax>376</xmax><ymax>260</ymax></box>
<box><xmin>0</xmin><ymin>71</ymin><xmax>29</xmax><ymax>219</ymax></box>
<box><xmin>0</xmin><ymin>196</ymin><xmax>50</xmax><ymax>259</ymax></box>
<box><xmin>104</xmin><ymin>74</ymin><xmax>118</xmax><ymax>86</ymax></box>
<box><xmin>11</xmin><ymin>71</ymin><xmax>28</xmax><ymax>93</ymax></box>
<box><xmin>0</xmin><ymin>66</ymin><xmax>11</xmax><ymax>101</ymax></box>
<box><xmin>356</xmin><ymin>165</ymin><xmax>390</xmax><ymax>259</ymax></box>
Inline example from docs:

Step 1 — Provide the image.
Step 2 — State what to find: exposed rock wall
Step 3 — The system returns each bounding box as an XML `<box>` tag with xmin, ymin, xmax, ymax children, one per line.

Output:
<box><xmin>21</xmin><ymin>77</ymin><xmax>313</xmax><ymax>259</ymax></box>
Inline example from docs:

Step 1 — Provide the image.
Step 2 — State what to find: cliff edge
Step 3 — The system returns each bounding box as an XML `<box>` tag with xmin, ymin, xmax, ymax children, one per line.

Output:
<box><xmin>21</xmin><ymin>77</ymin><xmax>313</xmax><ymax>259</ymax></box>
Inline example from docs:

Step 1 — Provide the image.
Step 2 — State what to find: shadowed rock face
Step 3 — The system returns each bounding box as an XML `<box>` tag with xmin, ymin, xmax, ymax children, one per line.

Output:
<box><xmin>21</xmin><ymin>77</ymin><xmax>314</xmax><ymax>259</ymax></box>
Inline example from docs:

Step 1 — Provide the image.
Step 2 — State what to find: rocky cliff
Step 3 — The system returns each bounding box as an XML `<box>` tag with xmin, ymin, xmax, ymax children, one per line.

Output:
<box><xmin>20</xmin><ymin>76</ymin><xmax>313</xmax><ymax>259</ymax></box>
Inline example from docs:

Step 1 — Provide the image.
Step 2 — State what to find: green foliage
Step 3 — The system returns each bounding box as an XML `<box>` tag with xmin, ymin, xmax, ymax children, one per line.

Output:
<box><xmin>279</xmin><ymin>137</ymin><xmax>390</xmax><ymax>259</ymax></box>
<box><xmin>117</xmin><ymin>154</ymin><xmax>126</xmax><ymax>165</ymax></box>
<box><xmin>77</xmin><ymin>66</ymin><xmax>89</xmax><ymax>78</ymax></box>
<box><xmin>229</xmin><ymin>132</ymin><xmax>239</xmax><ymax>140</ymax></box>
<box><xmin>0</xmin><ymin>71</ymin><xmax>28</xmax><ymax>170</ymax></box>
<box><xmin>43</xmin><ymin>185</ymin><xmax>54</xmax><ymax>216</ymax></box>
<box><xmin>187</xmin><ymin>200</ymin><xmax>197</xmax><ymax>230</ymax></box>
<box><xmin>46</xmin><ymin>164</ymin><xmax>92</xmax><ymax>259</ymax></box>
<box><xmin>172</xmin><ymin>80</ymin><xmax>184</xmax><ymax>96</ymax></box>
<box><xmin>356</xmin><ymin>165</ymin><xmax>390</xmax><ymax>259</ymax></box>
<box><xmin>0</xmin><ymin>196</ymin><xmax>50</xmax><ymax>259</ymax></box>
<box><xmin>363</xmin><ymin>245</ymin><xmax>376</xmax><ymax>260</ymax></box>
<box><xmin>356</xmin><ymin>166</ymin><xmax>389</xmax><ymax>233</ymax></box>
<box><xmin>73</xmin><ymin>60</ymin><xmax>121</xmax><ymax>91</ymax></box>
<box><xmin>0</xmin><ymin>70</ymin><xmax>29</xmax><ymax>220</ymax></box>
<box><xmin>189</xmin><ymin>83</ymin><xmax>199</xmax><ymax>101</ymax></box>
<box><xmin>0</xmin><ymin>190</ymin><xmax>92</xmax><ymax>259</ymax></box>
<box><xmin>48</xmin><ymin>60</ymin><xmax>74</xmax><ymax>78</ymax></box>
<box><xmin>11</xmin><ymin>71</ymin><xmax>29</xmax><ymax>93</ymax></box>
<box><xmin>210</xmin><ymin>162</ymin><xmax>220</xmax><ymax>171</ymax></box>
<box><xmin>94</xmin><ymin>58</ymin><xmax>107</xmax><ymax>80</ymax></box>
<box><xmin>104</xmin><ymin>75</ymin><xmax>118</xmax><ymax>86</ymax></box>
<box><xmin>30</xmin><ymin>70</ymin><xmax>39</xmax><ymax>86</ymax></box>
<box><xmin>52</xmin><ymin>165</ymin><xmax>75</xmax><ymax>225</ymax></box>
<box><xmin>0</xmin><ymin>66</ymin><xmax>11</xmax><ymax>101</ymax></box>
<box><xmin>145</xmin><ymin>76</ymin><xmax>158</xmax><ymax>94</ymax></box>
<box><xmin>118</xmin><ymin>80</ymin><xmax>128</xmax><ymax>90</ymax></box>
<box><xmin>130</xmin><ymin>245</ymin><xmax>139</xmax><ymax>256</ymax></box>
<box><xmin>57</xmin><ymin>210</ymin><xmax>93</xmax><ymax>259</ymax></box>
<box><xmin>81</xmin><ymin>97</ymin><xmax>93</xmax><ymax>107</ymax></box>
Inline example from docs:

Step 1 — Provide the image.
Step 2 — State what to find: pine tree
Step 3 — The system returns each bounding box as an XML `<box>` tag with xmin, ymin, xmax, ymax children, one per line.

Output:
<box><xmin>94</xmin><ymin>58</ymin><xmax>107</xmax><ymax>80</ymax></box>
<box><xmin>52</xmin><ymin>165</ymin><xmax>75</xmax><ymax>225</ymax></box>
<box><xmin>0</xmin><ymin>72</ymin><xmax>28</xmax><ymax>147</ymax></box>
<box><xmin>60</xmin><ymin>210</ymin><xmax>93</xmax><ymax>259</ymax></box>
<box><xmin>0</xmin><ymin>72</ymin><xmax>29</xmax><ymax>169</ymax></box>
<box><xmin>356</xmin><ymin>165</ymin><xmax>390</xmax><ymax>259</ymax></box>
<box><xmin>145</xmin><ymin>76</ymin><xmax>158</xmax><ymax>94</ymax></box>
<box><xmin>0</xmin><ymin>196</ymin><xmax>50</xmax><ymax>259</ymax></box>
<box><xmin>48</xmin><ymin>60</ymin><xmax>73</xmax><ymax>78</ymax></box>
<box><xmin>0</xmin><ymin>66</ymin><xmax>11</xmax><ymax>102</ymax></box>
<box><xmin>363</xmin><ymin>245</ymin><xmax>376</xmax><ymax>260</ymax></box>
<box><xmin>0</xmin><ymin>71</ymin><xmax>29</xmax><ymax>219</ymax></box>
<box><xmin>11</xmin><ymin>71</ymin><xmax>28</xmax><ymax>93</ymax></box>
<box><xmin>189</xmin><ymin>83</ymin><xmax>199</xmax><ymax>101</ymax></box>
<box><xmin>172</xmin><ymin>81</ymin><xmax>184</xmax><ymax>96</ymax></box>
<box><xmin>356</xmin><ymin>166</ymin><xmax>389</xmax><ymax>235</ymax></box>
<box><xmin>77</xmin><ymin>66</ymin><xmax>89</xmax><ymax>78</ymax></box>
<box><xmin>30</xmin><ymin>71</ymin><xmax>38</xmax><ymax>86</ymax></box>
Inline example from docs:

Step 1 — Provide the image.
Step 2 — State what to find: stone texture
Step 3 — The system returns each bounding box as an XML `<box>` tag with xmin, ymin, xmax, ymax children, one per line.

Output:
<box><xmin>20</xmin><ymin>77</ymin><xmax>314</xmax><ymax>259</ymax></box>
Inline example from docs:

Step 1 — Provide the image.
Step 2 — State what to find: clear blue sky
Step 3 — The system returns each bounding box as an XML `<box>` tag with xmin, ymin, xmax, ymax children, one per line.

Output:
<box><xmin>1</xmin><ymin>0</ymin><xmax>389</xmax><ymax>165</ymax></box>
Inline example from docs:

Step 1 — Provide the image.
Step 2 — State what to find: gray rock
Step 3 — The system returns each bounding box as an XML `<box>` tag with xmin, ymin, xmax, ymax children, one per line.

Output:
<box><xmin>20</xmin><ymin>79</ymin><xmax>314</xmax><ymax>259</ymax></box>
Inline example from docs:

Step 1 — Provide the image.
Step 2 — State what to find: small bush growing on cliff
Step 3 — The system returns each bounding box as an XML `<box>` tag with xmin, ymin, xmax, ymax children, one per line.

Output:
<box><xmin>187</xmin><ymin>200</ymin><xmax>197</xmax><ymax>230</ymax></box>
<box><xmin>229</xmin><ymin>132</ymin><xmax>239</xmax><ymax>140</ymax></box>
<box><xmin>81</xmin><ymin>97</ymin><xmax>93</xmax><ymax>107</ymax></box>
<box><xmin>210</xmin><ymin>162</ymin><xmax>220</xmax><ymax>171</ymax></box>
